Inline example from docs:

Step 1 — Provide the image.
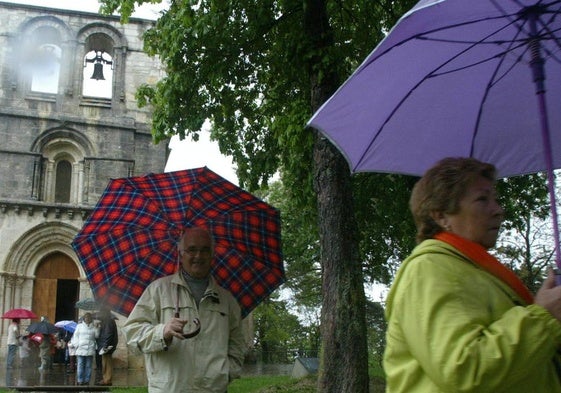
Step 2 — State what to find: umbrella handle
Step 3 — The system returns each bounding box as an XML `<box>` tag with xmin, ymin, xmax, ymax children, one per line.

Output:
<box><xmin>173</xmin><ymin>311</ymin><xmax>201</xmax><ymax>339</ymax></box>
<box><xmin>181</xmin><ymin>318</ymin><xmax>201</xmax><ymax>339</ymax></box>
<box><xmin>174</xmin><ymin>285</ymin><xmax>201</xmax><ymax>338</ymax></box>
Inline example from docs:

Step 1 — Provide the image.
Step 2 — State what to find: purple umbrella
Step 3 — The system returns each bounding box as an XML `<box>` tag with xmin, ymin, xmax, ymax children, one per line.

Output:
<box><xmin>55</xmin><ymin>320</ymin><xmax>77</xmax><ymax>333</ymax></box>
<box><xmin>308</xmin><ymin>0</ymin><xmax>561</xmax><ymax>266</ymax></box>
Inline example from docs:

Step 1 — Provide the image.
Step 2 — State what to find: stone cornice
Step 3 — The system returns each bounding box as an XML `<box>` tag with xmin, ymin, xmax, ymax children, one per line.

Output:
<box><xmin>0</xmin><ymin>199</ymin><xmax>92</xmax><ymax>221</ymax></box>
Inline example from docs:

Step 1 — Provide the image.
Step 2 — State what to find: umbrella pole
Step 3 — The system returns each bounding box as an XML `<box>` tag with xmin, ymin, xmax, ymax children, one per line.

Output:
<box><xmin>528</xmin><ymin>13</ymin><xmax>561</xmax><ymax>281</ymax></box>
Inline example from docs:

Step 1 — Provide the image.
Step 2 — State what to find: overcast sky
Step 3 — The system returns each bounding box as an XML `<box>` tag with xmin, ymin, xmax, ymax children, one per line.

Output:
<box><xmin>5</xmin><ymin>0</ymin><xmax>238</xmax><ymax>183</ymax></box>
<box><xmin>3</xmin><ymin>0</ymin><xmax>165</xmax><ymax>19</ymax></box>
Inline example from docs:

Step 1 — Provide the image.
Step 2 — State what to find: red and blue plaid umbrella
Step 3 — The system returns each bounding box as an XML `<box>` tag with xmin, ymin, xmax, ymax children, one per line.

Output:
<box><xmin>71</xmin><ymin>167</ymin><xmax>284</xmax><ymax>318</ymax></box>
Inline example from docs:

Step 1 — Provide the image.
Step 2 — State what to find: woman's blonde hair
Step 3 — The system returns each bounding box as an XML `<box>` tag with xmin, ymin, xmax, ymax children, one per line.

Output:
<box><xmin>410</xmin><ymin>157</ymin><xmax>496</xmax><ymax>243</ymax></box>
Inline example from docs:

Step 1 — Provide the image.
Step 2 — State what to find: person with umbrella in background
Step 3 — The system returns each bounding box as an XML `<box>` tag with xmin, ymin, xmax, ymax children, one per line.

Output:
<box><xmin>384</xmin><ymin>157</ymin><xmax>561</xmax><ymax>392</ymax></box>
<box><xmin>54</xmin><ymin>320</ymin><xmax>78</xmax><ymax>373</ymax></box>
<box><xmin>95</xmin><ymin>306</ymin><xmax>118</xmax><ymax>386</ymax></box>
<box><xmin>70</xmin><ymin>312</ymin><xmax>99</xmax><ymax>386</ymax></box>
<box><xmin>2</xmin><ymin>308</ymin><xmax>37</xmax><ymax>370</ymax></box>
<box><xmin>123</xmin><ymin>227</ymin><xmax>246</xmax><ymax>393</ymax></box>
<box><xmin>6</xmin><ymin>318</ymin><xmax>20</xmax><ymax>369</ymax></box>
<box><xmin>29</xmin><ymin>316</ymin><xmax>58</xmax><ymax>372</ymax></box>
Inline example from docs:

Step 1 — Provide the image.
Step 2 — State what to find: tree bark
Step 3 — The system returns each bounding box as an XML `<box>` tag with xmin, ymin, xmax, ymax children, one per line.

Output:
<box><xmin>305</xmin><ymin>0</ymin><xmax>370</xmax><ymax>392</ymax></box>
<box><xmin>313</xmin><ymin>135</ymin><xmax>370</xmax><ymax>393</ymax></box>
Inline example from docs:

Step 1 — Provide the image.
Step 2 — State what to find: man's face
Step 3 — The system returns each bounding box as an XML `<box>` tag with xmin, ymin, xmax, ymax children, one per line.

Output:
<box><xmin>179</xmin><ymin>229</ymin><xmax>213</xmax><ymax>279</ymax></box>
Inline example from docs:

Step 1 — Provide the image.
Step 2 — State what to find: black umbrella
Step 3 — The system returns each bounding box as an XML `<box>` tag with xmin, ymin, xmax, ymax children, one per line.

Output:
<box><xmin>27</xmin><ymin>320</ymin><xmax>58</xmax><ymax>335</ymax></box>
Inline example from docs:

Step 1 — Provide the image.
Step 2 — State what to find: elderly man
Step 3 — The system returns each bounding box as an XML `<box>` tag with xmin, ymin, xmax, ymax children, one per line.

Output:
<box><xmin>123</xmin><ymin>227</ymin><xmax>246</xmax><ymax>393</ymax></box>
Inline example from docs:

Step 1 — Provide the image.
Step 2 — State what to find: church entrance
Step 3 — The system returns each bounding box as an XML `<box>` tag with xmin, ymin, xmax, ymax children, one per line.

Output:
<box><xmin>33</xmin><ymin>252</ymin><xmax>80</xmax><ymax>323</ymax></box>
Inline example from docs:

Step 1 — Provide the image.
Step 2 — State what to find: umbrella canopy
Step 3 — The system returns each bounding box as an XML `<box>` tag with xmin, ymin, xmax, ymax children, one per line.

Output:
<box><xmin>308</xmin><ymin>0</ymin><xmax>561</xmax><ymax>262</ymax></box>
<box><xmin>1</xmin><ymin>308</ymin><xmax>37</xmax><ymax>319</ymax></box>
<box><xmin>27</xmin><ymin>320</ymin><xmax>58</xmax><ymax>335</ymax></box>
<box><xmin>309</xmin><ymin>0</ymin><xmax>561</xmax><ymax>178</ymax></box>
<box><xmin>54</xmin><ymin>320</ymin><xmax>77</xmax><ymax>333</ymax></box>
<box><xmin>71</xmin><ymin>167</ymin><xmax>284</xmax><ymax>318</ymax></box>
<box><xmin>75</xmin><ymin>298</ymin><xmax>100</xmax><ymax>311</ymax></box>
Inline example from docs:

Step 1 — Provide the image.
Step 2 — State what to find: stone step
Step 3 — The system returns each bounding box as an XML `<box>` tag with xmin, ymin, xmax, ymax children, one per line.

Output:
<box><xmin>7</xmin><ymin>386</ymin><xmax>110</xmax><ymax>392</ymax></box>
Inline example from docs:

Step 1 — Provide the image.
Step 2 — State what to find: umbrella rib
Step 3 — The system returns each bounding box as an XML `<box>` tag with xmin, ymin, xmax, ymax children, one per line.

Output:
<box><xmin>357</xmin><ymin>5</ymin><xmax>561</xmax><ymax>169</ymax></box>
<box><xmin>470</xmin><ymin>9</ymin><xmax>533</xmax><ymax>156</ymax></box>
<box><xmin>356</xmin><ymin>17</ymin><xmax>524</xmax><ymax>170</ymax></box>
<box><xmin>472</xmin><ymin>2</ymin><xmax>561</xmax><ymax>156</ymax></box>
<box><xmin>537</xmin><ymin>7</ymin><xmax>561</xmax><ymax>60</ymax></box>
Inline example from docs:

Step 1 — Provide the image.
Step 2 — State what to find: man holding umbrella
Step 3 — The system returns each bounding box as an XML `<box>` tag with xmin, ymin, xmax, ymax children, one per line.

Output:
<box><xmin>123</xmin><ymin>227</ymin><xmax>246</xmax><ymax>393</ymax></box>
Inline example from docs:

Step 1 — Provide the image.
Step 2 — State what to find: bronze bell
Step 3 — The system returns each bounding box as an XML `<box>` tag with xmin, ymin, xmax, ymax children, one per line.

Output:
<box><xmin>90</xmin><ymin>62</ymin><xmax>105</xmax><ymax>80</ymax></box>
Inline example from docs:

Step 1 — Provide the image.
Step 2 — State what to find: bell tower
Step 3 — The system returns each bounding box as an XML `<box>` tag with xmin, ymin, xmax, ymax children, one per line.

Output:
<box><xmin>0</xmin><ymin>2</ymin><xmax>168</xmax><ymax>368</ymax></box>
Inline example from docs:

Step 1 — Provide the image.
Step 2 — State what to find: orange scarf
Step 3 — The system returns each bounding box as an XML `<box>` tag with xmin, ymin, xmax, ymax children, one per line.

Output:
<box><xmin>434</xmin><ymin>231</ymin><xmax>534</xmax><ymax>305</ymax></box>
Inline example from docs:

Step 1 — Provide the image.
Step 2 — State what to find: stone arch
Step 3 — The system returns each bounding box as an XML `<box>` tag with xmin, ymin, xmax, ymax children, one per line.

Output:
<box><xmin>31</xmin><ymin>127</ymin><xmax>96</xmax><ymax>157</ymax></box>
<box><xmin>17</xmin><ymin>15</ymin><xmax>73</xmax><ymax>42</ymax></box>
<box><xmin>3</xmin><ymin>223</ymin><xmax>84</xmax><ymax>324</ymax></box>
<box><xmin>77</xmin><ymin>23</ymin><xmax>126</xmax><ymax>49</ymax></box>
<box><xmin>3</xmin><ymin>222</ymin><xmax>84</xmax><ymax>278</ymax></box>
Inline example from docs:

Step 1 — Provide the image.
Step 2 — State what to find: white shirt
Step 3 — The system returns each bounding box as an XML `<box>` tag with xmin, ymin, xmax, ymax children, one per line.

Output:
<box><xmin>7</xmin><ymin>322</ymin><xmax>19</xmax><ymax>346</ymax></box>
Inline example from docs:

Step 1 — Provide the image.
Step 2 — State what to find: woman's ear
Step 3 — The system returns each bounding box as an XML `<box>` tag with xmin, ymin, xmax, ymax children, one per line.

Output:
<box><xmin>430</xmin><ymin>211</ymin><xmax>449</xmax><ymax>230</ymax></box>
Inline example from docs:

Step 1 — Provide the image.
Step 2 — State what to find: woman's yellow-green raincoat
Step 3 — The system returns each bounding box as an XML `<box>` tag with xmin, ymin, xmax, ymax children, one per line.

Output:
<box><xmin>384</xmin><ymin>239</ymin><xmax>561</xmax><ymax>392</ymax></box>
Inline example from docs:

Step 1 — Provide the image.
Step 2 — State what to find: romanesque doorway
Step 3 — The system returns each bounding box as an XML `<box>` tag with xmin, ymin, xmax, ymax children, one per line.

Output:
<box><xmin>33</xmin><ymin>252</ymin><xmax>80</xmax><ymax>323</ymax></box>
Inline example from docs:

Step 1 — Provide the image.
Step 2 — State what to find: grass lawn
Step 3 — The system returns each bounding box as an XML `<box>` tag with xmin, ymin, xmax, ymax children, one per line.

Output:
<box><xmin>0</xmin><ymin>375</ymin><xmax>315</xmax><ymax>393</ymax></box>
<box><xmin>109</xmin><ymin>375</ymin><xmax>315</xmax><ymax>393</ymax></box>
<box><xmin>0</xmin><ymin>375</ymin><xmax>387</xmax><ymax>393</ymax></box>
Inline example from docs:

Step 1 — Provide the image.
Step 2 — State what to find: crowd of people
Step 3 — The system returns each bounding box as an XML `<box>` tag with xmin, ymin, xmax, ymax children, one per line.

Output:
<box><xmin>4</xmin><ymin>309</ymin><xmax>118</xmax><ymax>387</ymax></box>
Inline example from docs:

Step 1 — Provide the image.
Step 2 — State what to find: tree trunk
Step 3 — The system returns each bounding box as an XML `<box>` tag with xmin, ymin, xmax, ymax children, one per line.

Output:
<box><xmin>313</xmin><ymin>135</ymin><xmax>370</xmax><ymax>393</ymax></box>
<box><xmin>305</xmin><ymin>0</ymin><xmax>370</xmax><ymax>392</ymax></box>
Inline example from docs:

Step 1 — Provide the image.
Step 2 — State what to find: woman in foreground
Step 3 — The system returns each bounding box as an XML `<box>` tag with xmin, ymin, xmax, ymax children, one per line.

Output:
<box><xmin>384</xmin><ymin>157</ymin><xmax>561</xmax><ymax>392</ymax></box>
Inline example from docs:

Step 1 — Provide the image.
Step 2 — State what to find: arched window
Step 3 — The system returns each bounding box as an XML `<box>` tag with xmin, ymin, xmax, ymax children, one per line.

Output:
<box><xmin>23</xmin><ymin>26</ymin><xmax>62</xmax><ymax>95</ymax></box>
<box><xmin>82</xmin><ymin>32</ymin><xmax>115</xmax><ymax>99</ymax></box>
<box><xmin>30</xmin><ymin>43</ymin><xmax>61</xmax><ymax>94</ymax></box>
<box><xmin>54</xmin><ymin>160</ymin><xmax>72</xmax><ymax>203</ymax></box>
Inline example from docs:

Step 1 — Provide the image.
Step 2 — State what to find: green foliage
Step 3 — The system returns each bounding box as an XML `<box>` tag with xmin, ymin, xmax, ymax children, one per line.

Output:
<box><xmin>97</xmin><ymin>0</ymin><xmax>422</xmax><ymax>309</ymax></box>
<box><xmin>497</xmin><ymin>173</ymin><xmax>550</xmax><ymax>229</ymax></box>
<box><xmin>495</xmin><ymin>173</ymin><xmax>553</xmax><ymax>292</ymax></box>
<box><xmin>99</xmin><ymin>0</ymin><xmax>418</xmax><ymax>194</ymax></box>
<box><xmin>366</xmin><ymin>300</ymin><xmax>387</xmax><ymax>374</ymax></box>
<box><xmin>266</xmin><ymin>181</ymin><xmax>321</xmax><ymax>311</ymax></box>
<box><xmin>99</xmin><ymin>0</ymin><xmax>164</xmax><ymax>22</ymax></box>
<box><xmin>266</xmin><ymin>171</ymin><xmax>417</xmax><ymax>312</ymax></box>
<box><xmin>352</xmin><ymin>173</ymin><xmax>418</xmax><ymax>285</ymax></box>
<box><xmin>251</xmin><ymin>296</ymin><xmax>319</xmax><ymax>363</ymax></box>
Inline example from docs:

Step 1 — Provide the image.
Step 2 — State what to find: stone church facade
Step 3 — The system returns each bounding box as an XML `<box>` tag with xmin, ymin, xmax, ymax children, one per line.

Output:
<box><xmin>0</xmin><ymin>2</ymin><xmax>167</xmax><ymax>368</ymax></box>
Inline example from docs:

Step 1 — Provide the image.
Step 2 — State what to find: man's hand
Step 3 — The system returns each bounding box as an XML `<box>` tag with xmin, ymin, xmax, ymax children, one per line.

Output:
<box><xmin>163</xmin><ymin>317</ymin><xmax>188</xmax><ymax>344</ymax></box>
